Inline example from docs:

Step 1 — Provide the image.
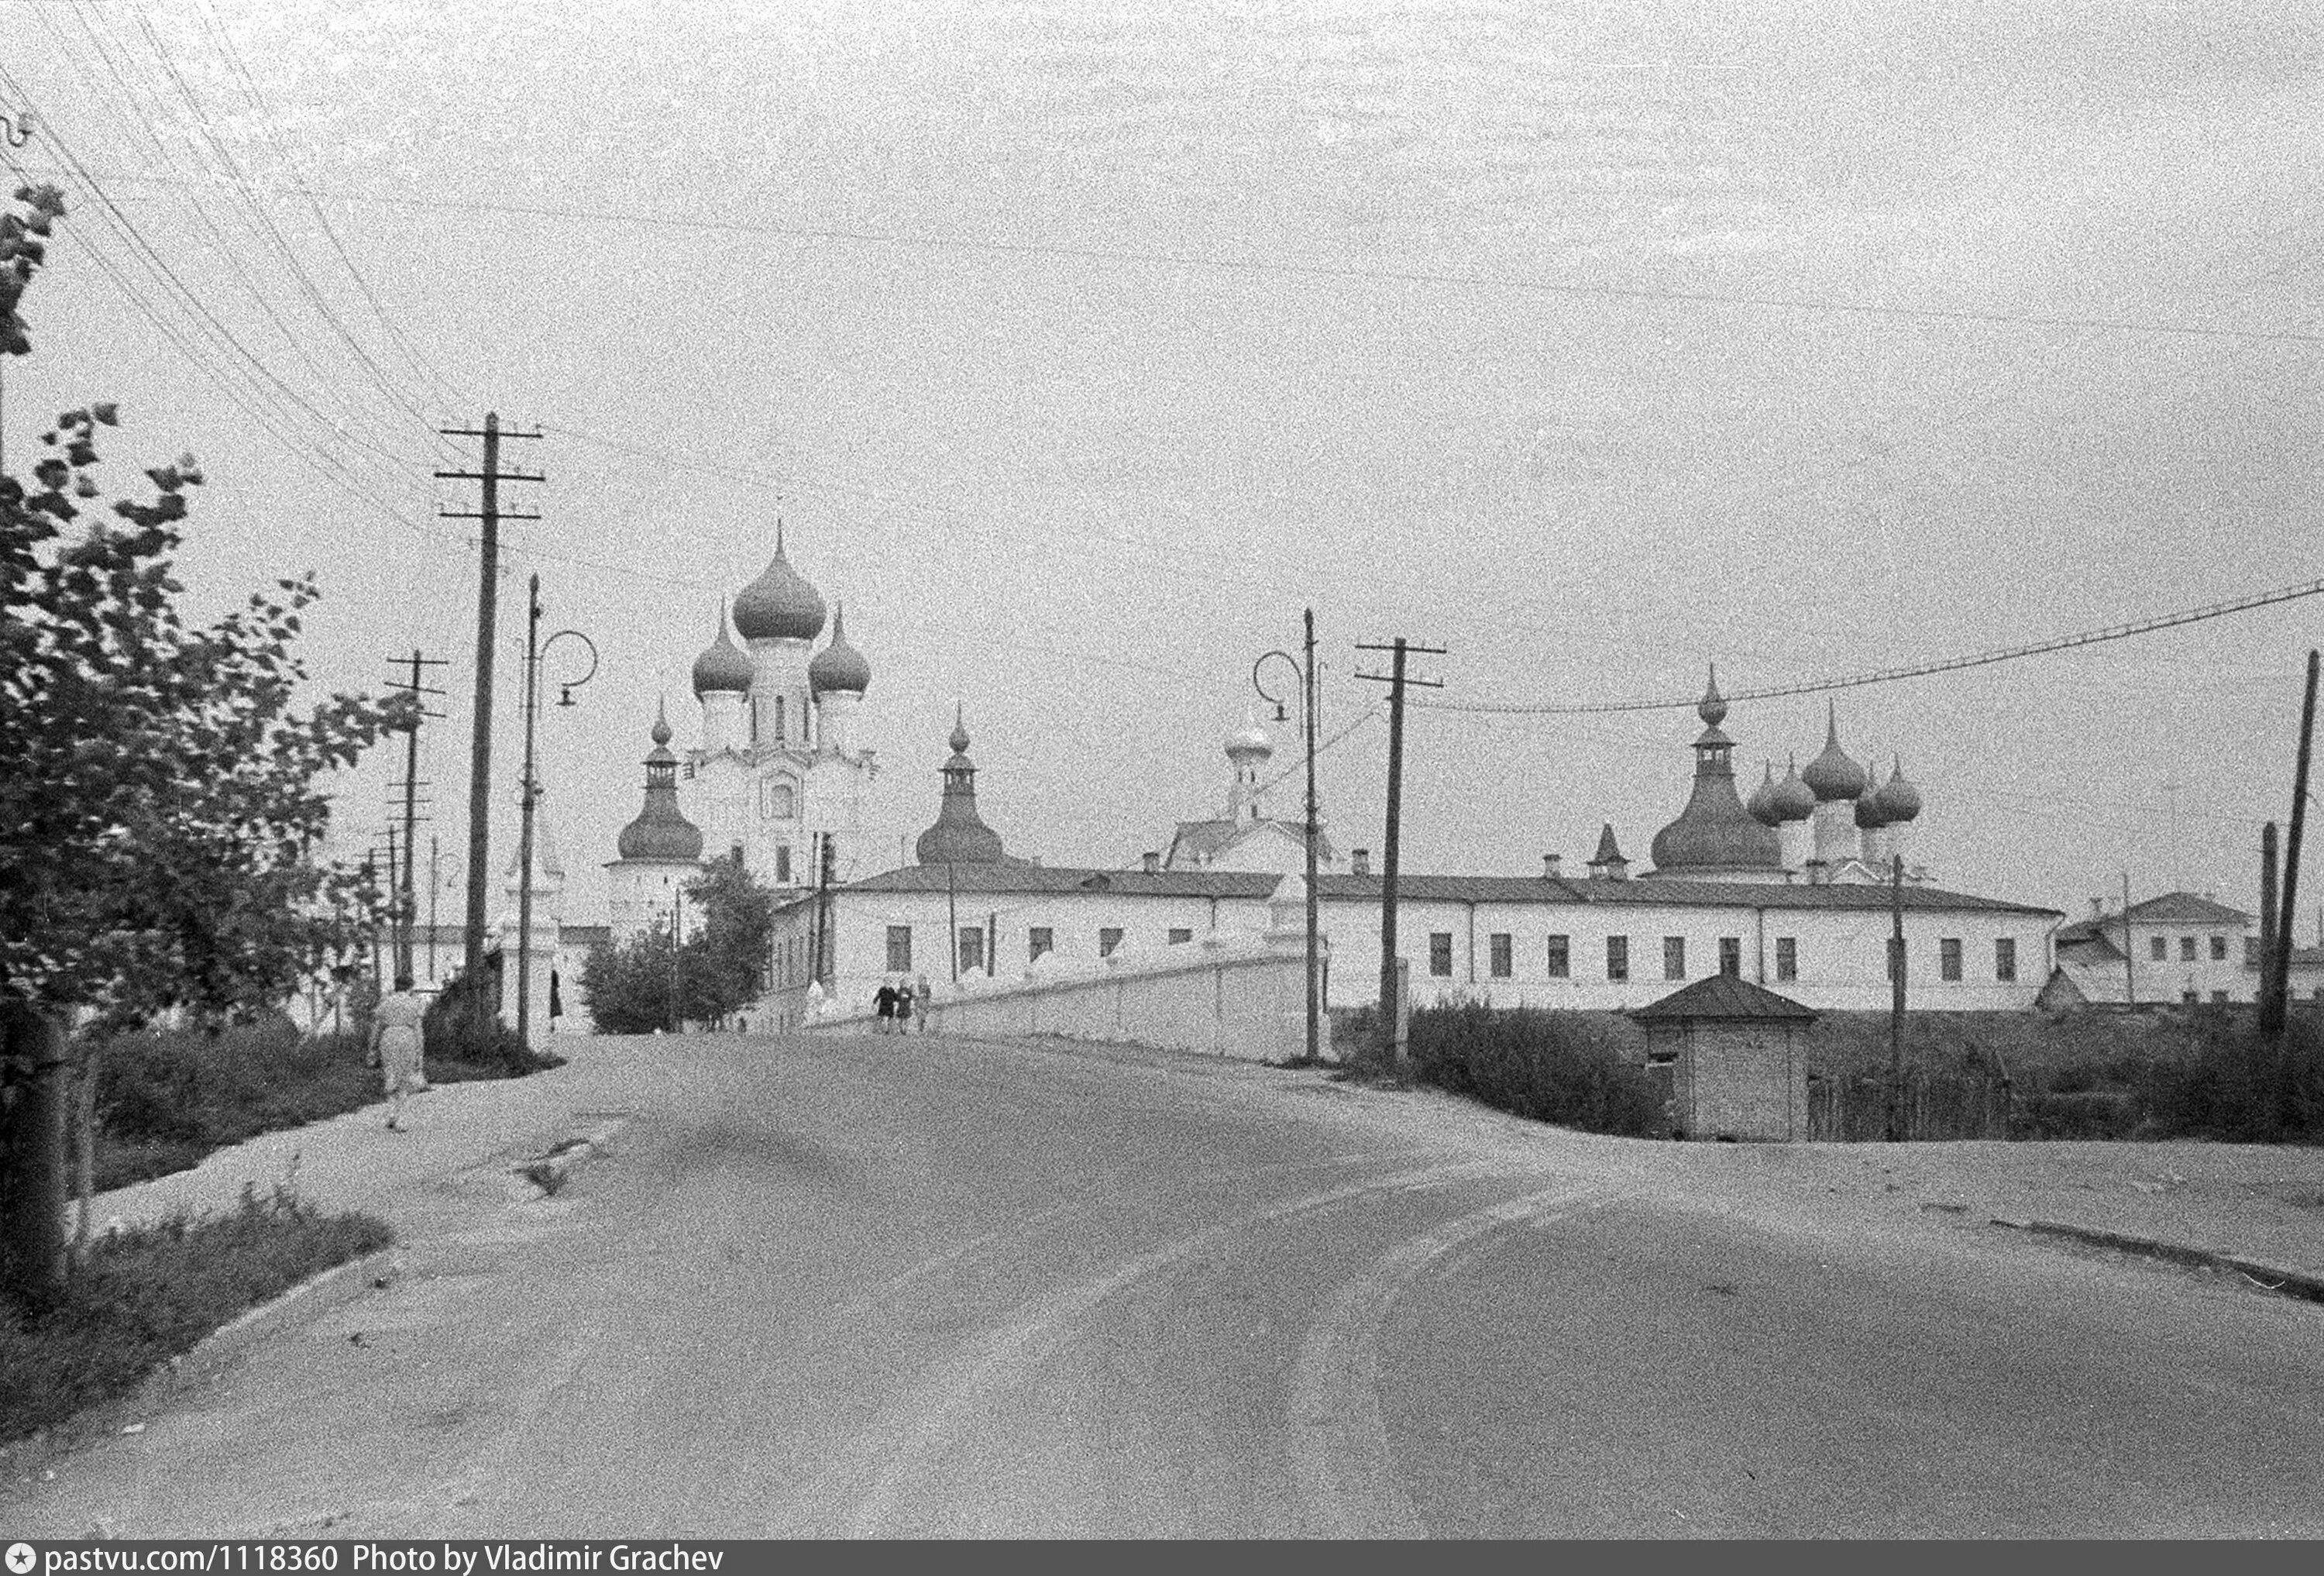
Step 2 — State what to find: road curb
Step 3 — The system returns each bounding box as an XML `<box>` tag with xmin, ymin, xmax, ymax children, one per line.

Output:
<box><xmin>1991</xmin><ymin>1216</ymin><xmax>2324</xmax><ymax>1306</ymax></box>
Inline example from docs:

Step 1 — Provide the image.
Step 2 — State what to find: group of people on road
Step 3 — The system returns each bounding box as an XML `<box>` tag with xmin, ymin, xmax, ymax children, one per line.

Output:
<box><xmin>872</xmin><ymin>974</ymin><xmax>933</xmax><ymax>1034</ymax></box>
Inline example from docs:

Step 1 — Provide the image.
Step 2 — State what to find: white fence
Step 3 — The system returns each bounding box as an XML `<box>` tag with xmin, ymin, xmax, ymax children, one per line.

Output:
<box><xmin>808</xmin><ymin>896</ymin><xmax>1329</xmax><ymax>1065</ymax></box>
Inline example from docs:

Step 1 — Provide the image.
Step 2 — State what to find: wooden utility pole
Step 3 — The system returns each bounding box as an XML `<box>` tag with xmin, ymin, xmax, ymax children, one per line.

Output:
<box><xmin>1886</xmin><ymin>853</ymin><xmax>1907</xmax><ymax>1141</ymax></box>
<box><xmin>2260</xmin><ymin>821</ymin><xmax>2281</xmax><ymax>969</ymax></box>
<box><xmin>2122</xmin><ymin>871</ymin><xmax>2137</xmax><ymax>1010</ymax></box>
<box><xmin>436</xmin><ymin>413</ymin><xmax>542</xmax><ymax>985</ymax></box>
<box><xmin>1302</xmin><ymin>607</ymin><xmax>1322</xmax><ymax>1065</ymax></box>
<box><xmin>2263</xmin><ymin>649</ymin><xmax>2319</xmax><ymax>1042</ymax></box>
<box><xmin>384</xmin><ymin>649</ymin><xmax>445</xmax><ymax>982</ymax></box>
<box><xmin>1356</xmin><ymin>636</ymin><xmax>1446</xmax><ymax>1072</ymax></box>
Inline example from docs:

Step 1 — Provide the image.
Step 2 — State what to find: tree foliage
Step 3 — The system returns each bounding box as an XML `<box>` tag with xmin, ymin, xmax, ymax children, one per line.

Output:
<box><xmin>1</xmin><ymin>181</ymin><xmax>411</xmax><ymax>1037</ymax></box>
<box><xmin>579</xmin><ymin>860</ymin><xmax>777</xmax><ymax>1034</ymax></box>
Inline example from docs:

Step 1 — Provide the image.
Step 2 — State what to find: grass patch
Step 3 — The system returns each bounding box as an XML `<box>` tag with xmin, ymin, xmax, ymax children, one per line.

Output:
<box><xmin>0</xmin><ymin>1183</ymin><xmax>391</xmax><ymax>1444</ymax></box>
<box><xmin>88</xmin><ymin>999</ymin><xmax>566</xmax><ymax>1192</ymax></box>
<box><xmin>1334</xmin><ymin>1002</ymin><xmax>1662</xmax><ymax>1136</ymax></box>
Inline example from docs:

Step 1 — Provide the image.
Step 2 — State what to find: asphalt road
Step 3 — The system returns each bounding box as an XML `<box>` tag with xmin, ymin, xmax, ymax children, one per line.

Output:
<box><xmin>9</xmin><ymin>1031</ymin><xmax>2323</xmax><ymax>1538</ymax></box>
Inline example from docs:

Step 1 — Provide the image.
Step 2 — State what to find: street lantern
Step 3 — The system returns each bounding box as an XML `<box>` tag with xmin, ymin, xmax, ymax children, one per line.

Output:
<box><xmin>1253</xmin><ymin>608</ymin><xmax>1324</xmax><ymax>1065</ymax></box>
<box><xmin>516</xmin><ymin>572</ymin><xmax>598</xmax><ymax>1052</ymax></box>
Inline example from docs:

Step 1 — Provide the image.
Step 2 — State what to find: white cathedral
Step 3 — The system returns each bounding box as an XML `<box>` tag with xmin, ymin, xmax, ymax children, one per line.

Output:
<box><xmin>604</xmin><ymin>525</ymin><xmax>878</xmax><ymax>942</ymax></box>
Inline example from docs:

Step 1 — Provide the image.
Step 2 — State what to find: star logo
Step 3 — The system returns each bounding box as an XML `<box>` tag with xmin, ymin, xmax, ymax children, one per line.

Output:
<box><xmin>5</xmin><ymin>1543</ymin><xmax>36</xmax><ymax>1575</ymax></box>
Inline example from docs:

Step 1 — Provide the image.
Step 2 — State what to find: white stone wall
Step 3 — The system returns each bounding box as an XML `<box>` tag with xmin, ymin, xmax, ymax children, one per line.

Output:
<box><xmin>808</xmin><ymin>927</ymin><xmax>1325</xmax><ymax>1064</ymax></box>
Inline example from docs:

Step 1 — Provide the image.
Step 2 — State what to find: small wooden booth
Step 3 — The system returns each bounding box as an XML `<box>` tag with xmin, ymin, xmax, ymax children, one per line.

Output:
<box><xmin>1632</xmin><ymin>973</ymin><xmax>1819</xmax><ymax>1141</ymax></box>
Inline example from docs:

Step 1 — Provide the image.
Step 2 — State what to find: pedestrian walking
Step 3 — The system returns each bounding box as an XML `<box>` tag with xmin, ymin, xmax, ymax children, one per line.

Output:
<box><xmin>895</xmin><ymin>984</ymin><xmax>913</xmax><ymax>1033</ymax></box>
<box><xmin>371</xmin><ymin>972</ymin><xmax>428</xmax><ymax>1130</ymax></box>
<box><xmin>874</xmin><ymin>979</ymin><xmax>899</xmax><ymax>1034</ymax></box>
<box><xmin>913</xmin><ymin>972</ymin><xmax>933</xmax><ymax>1033</ymax></box>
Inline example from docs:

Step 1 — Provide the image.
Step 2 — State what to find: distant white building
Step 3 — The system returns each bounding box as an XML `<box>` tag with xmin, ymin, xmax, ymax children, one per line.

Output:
<box><xmin>2040</xmin><ymin>890</ymin><xmax>2324</xmax><ymax>1007</ymax></box>
<box><xmin>758</xmin><ymin>678</ymin><xmax>2062</xmax><ymax>1028</ymax></box>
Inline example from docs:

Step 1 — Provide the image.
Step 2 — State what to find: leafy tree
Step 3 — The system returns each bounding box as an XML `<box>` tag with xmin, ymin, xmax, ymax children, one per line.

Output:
<box><xmin>579</xmin><ymin>920</ymin><xmax>683</xmax><ymax>1036</ymax></box>
<box><xmin>579</xmin><ymin>862</ymin><xmax>775</xmax><ymax>1034</ymax></box>
<box><xmin>2</xmin><ymin>182</ymin><xmax>409</xmax><ymax>1302</ymax></box>
<box><xmin>679</xmin><ymin>857</ymin><xmax>777</xmax><ymax>1024</ymax></box>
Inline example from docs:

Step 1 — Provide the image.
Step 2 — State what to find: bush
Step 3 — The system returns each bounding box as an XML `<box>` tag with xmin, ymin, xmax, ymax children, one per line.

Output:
<box><xmin>88</xmin><ymin>1018</ymin><xmax>380</xmax><ymax>1191</ymax></box>
<box><xmin>1404</xmin><ymin>1003</ymin><xmax>1662</xmax><ymax>1138</ymax></box>
<box><xmin>422</xmin><ymin>969</ymin><xmax>565</xmax><ymax>1080</ymax></box>
<box><xmin>0</xmin><ymin>1183</ymin><xmax>391</xmax><ymax>1443</ymax></box>
<box><xmin>2010</xmin><ymin>1089</ymin><xmax>2144</xmax><ymax>1141</ymax></box>
<box><xmin>2134</xmin><ymin>1013</ymin><xmax>2324</xmax><ymax>1143</ymax></box>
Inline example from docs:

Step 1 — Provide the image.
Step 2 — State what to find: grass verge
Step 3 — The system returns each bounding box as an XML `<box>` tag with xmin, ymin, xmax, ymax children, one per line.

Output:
<box><xmin>0</xmin><ymin>1183</ymin><xmax>392</xmax><ymax>1445</ymax></box>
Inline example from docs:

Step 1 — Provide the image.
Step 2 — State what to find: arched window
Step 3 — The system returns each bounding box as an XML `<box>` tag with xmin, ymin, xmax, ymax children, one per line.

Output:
<box><xmin>760</xmin><ymin>779</ymin><xmax>795</xmax><ymax>821</ymax></box>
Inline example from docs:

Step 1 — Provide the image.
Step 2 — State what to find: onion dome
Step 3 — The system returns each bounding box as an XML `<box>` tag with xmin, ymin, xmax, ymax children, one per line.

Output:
<box><xmin>1748</xmin><ymin>762</ymin><xmax>1781</xmax><ymax>825</ymax></box>
<box><xmin>1875</xmin><ymin>757</ymin><xmax>1923</xmax><ymax>823</ymax></box>
<box><xmin>1770</xmin><ymin>755</ymin><xmax>1816</xmax><ymax>822</ymax></box>
<box><xmin>1652</xmin><ymin>774</ymin><xmax>1784</xmax><ymax>873</ymax></box>
<box><xmin>916</xmin><ymin>704</ymin><xmax>1006</xmax><ymax>865</ymax></box>
<box><xmin>1801</xmin><ymin>702</ymin><xmax>1868</xmax><ymax>802</ymax></box>
<box><xmin>1698</xmin><ymin>666</ymin><xmax>1728</xmax><ymax>728</ymax></box>
<box><xmin>616</xmin><ymin>700</ymin><xmax>705</xmax><ymax>862</ymax></box>
<box><xmin>731</xmin><ymin>521</ymin><xmax>827</xmax><ymax>642</ymax></box>
<box><xmin>808</xmin><ymin>600</ymin><xmax>872</xmax><ymax>695</ymax></box>
<box><xmin>1226</xmin><ymin>713</ymin><xmax>1273</xmax><ymax>759</ymax></box>
<box><xmin>1854</xmin><ymin>766</ymin><xmax>1895</xmax><ymax>829</ymax></box>
<box><xmin>690</xmin><ymin>602</ymin><xmax>754</xmax><ymax>697</ymax></box>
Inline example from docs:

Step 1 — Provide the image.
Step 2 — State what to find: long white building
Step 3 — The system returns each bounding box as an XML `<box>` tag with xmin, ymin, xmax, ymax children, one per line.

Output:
<box><xmin>758</xmin><ymin>676</ymin><xmax>2062</xmax><ymax>1028</ymax></box>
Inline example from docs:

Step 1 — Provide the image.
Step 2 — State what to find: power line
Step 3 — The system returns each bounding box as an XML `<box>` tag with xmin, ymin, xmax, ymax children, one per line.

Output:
<box><xmin>1417</xmin><ymin>576</ymin><xmax>2324</xmax><ymax>717</ymax></box>
<box><xmin>36</xmin><ymin>170</ymin><xmax>2324</xmax><ymax>346</ymax></box>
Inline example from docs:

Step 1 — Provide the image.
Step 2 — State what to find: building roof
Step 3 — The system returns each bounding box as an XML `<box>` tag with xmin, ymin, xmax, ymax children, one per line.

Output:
<box><xmin>2122</xmin><ymin>892</ymin><xmax>2251</xmax><ymax>924</ymax></box>
<box><xmin>1632</xmin><ymin>972</ymin><xmax>1819</xmax><ymax>1023</ymax></box>
<box><xmin>837</xmin><ymin>862</ymin><xmax>2063</xmax><ymax>916</ymax></box>
<box><xmin>1165</xmin><ymin>816</ymin><xmax>1337</xmax><ymax>869</ymax></box>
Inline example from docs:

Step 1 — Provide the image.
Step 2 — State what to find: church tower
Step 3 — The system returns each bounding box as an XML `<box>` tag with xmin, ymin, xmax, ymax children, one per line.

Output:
<box><xmin>605</xmin><ymin>703</ymin><xmax>705</xmax><ymax>942</ymax></box>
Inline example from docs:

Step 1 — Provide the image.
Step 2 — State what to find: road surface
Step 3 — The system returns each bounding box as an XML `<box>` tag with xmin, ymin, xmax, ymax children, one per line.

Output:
<box><xmin>7</xmin><ymin>1031</ymin><xmax>2321</xmax><ymax>1537</ymax></box>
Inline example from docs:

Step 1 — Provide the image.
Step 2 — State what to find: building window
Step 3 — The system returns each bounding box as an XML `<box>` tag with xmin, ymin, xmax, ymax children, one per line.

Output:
<box><xmin>1429</xmin><ymin>933</ymin><xmax>1453</xmax><ymax>977</ymax></box>
<box><xmin>1662</xmin><ymin>936</ymin><xmax>1686</xmax><ymax>981</ymax></box>
<box><xmin>1029</xmin><ymin>927</ymin><xmax>1054</xmax><ymax>962</ymax></box>
<box><xmin>2212</xmin><ymin>989</ymin><xmax>2229</xmax><ymax>1003</ymax></box>
<box><xmin>885</xmin><ymin>926</ymin><xmax>912</xmax><ymax>972</ymax></box>
<box><xmin>1168</xmin><ymin>927</ymin><xmax>1193</xmax><ymax>945</ymax></box>
<box><xmin>1940</xmin><ymin>938</ymin><xmax>1963</xmax><ymax>982</ymax></box>
<box><xmin>2180</xmin><ymin>935</ymin><xmax>2197</xmax><ymax>962</ymax></box>
<box><xmin>2211</xmin><ymin>935</ymin><xmax>2228</xmax><ymax>960</ymax></box>
<box><xmin>1546</xmin><ymin>934</ymin><xmax>1570</xmax><ymax>978</ymax></box>
<box><xmin>1996</xmin><ymin>938</ymin><xmax>2018</xmax><ymax>982</ymax></box>
<box><xmin>2150</xmin><ymin>935</ymin><xmax>2167</xmax><ymax>961</ymax></box>
<box><xmin>1718</xmin><ymin>937</ymin><xmax>1741</xmax><ymax>977</ymax></box>
<box><xmin>1489</xmin><ymin>933</ymin><xmax>1513</xmax><ymax>979</ymax></box>
<box><xmin>774</xmin><ymin>695</ymin><xmax>786</xmax><ymax>741</ymax></box>
<box><xmin>1607</xmin><ymin>935</ymin><xmax>1629</xmax><ymax>982</ymax></box>
<box><xmin>774</xmin><ymin>845</ymin><xmax>792</xmax><ymax>884</ymax></box>
<box><xmin>2182</xmin><ymin>989</ymin><xmax>2199</xmax><ymax>1005</ymax></box>
<box><xmin>957</xmin><ymin>927</ymin><xmax>985</xmax><ymax>974</ymax></box>
<box><xmin>1775</xmin><ymin>937</ymin><xmax>1798</xmax><ymax>982</ymax></box>
<box><xmin>1099</xmin><ymin>927</ymin><xmax>1124</xmax><ymax>958</ymax></box>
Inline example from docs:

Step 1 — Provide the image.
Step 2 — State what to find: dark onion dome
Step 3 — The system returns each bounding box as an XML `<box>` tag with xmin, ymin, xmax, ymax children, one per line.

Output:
<box><xmin>731</xmin><ymin>521</ymin><xmax>827</xmax><ymax>642</ymax></box>
<box><xmin>1748</xmin><ymin>762</ymin><xmax>1781</xmax><ymax>825</ymax></box>
<box><xmin>808</xmin><ymin>600</ymin><xmax>872</xmax><ymax>695</ymax></box>
<box><xmin>1652</xmin><ymin>772</ymin><xmax>1785</xmax><ymax>873</ymax></box>
<box><xmin>1854</xmin><ymin>767</ymin><xmax>1895</xmax><ymax>829</ymax></box>
<box><xmin>616</xmin><ymin>703</ymin><xmax>705</xmax><ymax>862</ymax></box>
<box><xmin>915</xmin><ymin>706</ymin><xmax>1006</xmax><ymax>865</ymax></box>
<box><xmin>1874</xmin><ymin>757</ymin><xmax>1923</xmax><ymax>822</ymax></box>
<box><xmin>1770</xmin><ymin>755</ymin><xmax>1816</xmax><ymax>822</ymax></box>
<box><xmin>1801</xmin><ymin>702</ymin><xmax>1868</xmax><ymax>802</ymax></box>
<box><xmin>690</xmin><ymin>601</ymin><xmax>755</xmax><ymax>696</ymax></box>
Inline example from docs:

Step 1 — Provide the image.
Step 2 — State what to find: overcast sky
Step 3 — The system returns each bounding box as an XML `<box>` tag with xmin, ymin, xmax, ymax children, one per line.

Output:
<box><xmin>7</xmin><ymin>0</ymin><xmax>2322</xmax><ymax>929</ymax></box>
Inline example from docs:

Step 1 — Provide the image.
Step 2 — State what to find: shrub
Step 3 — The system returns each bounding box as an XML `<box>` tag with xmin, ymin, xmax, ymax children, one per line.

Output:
<box><xmin>422</xmin><ymin>969</ymin><xmax>564</xmax><ymax>1080</ymax></box>
<box><xmin>2134</xmin><ymin>1013</ymin><xmax>2324</xmax><ymax>1143</ymax></box>
<box><xmin>1404</xmin><ymin>1003</ymin><xmax>1662</xmax><ymax>1138</ymax></box>
<box><xmin>0</xmin><ymin>1184</ymin><xmax>390</xmax><ymax>1442</ymax></box>
<box><xmin>2010</xmin><ymin>1089</ymin><xmax>2144</xmax><ymax>1141</ymax></box>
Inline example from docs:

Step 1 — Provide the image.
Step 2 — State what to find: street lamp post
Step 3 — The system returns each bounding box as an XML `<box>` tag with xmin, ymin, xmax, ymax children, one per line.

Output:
<box><xmin>1254</xmin><ymin>608</ymin><xmax>1322</xmax><ymax>1065</ymax></box>
<box><xmin>516</xmin><ymin>573</ymin><xmax>598</xmax><ymax>1053</ymax></box>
